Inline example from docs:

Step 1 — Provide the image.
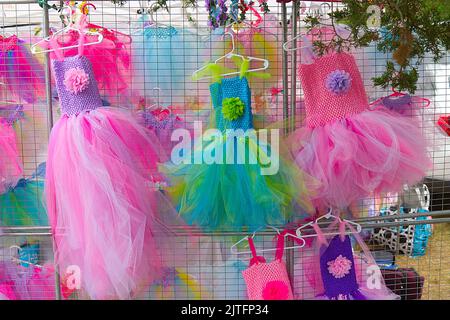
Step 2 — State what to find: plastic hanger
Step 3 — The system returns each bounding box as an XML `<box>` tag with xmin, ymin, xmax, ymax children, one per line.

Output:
<box><xmin>147</xmin><ymin>87</ymin><xmax>162</xmax><ymax>111</ymax></box>
<box><xmin>0</xmin><ymin>100</ymin><xmax>17</xmax><ymax>105</ymax></box>
<box><xmin>31</xmin><ymin>5</ymin><xmax>103</xmax><ymax>54</ymax></box>
<box><xmin>0</xmin><ymin>19</ymin><xmax>15</xmax><ymax>40</ymax></box>
<box><xmin>9</xmin><ymin>245</ymin><xmax>43</xmax><ymax>269</ymax></box>
<box><xmin>0</xmin><ymin>95</ymin><xmax>18</xmax><ymax>105</ymax></box>
<box><xmin>282</xmin><ymin>5</ymin><xmax>332</xmax><ymax>52</ymax></box>
<box><xmin>143</xmin><ymin>87</ymin><xmax>175</xmax><ymax>118</ymax></box>
<box><xmin>283</xmin><ymin>32</ymin><xmax>310</xmax><ymax>52</ymax></box>
<box><xmin>148</xmin><ymin>87</ymin><xmax>171</xmax><ymax>112</ymax></box>
<box><xmin>0</xmin><ymin>28</ymin><xmax>14</xmax><ymax>38</ymax></box>
<box><xmin>369</xmin><ymin>87</ymin><xmax>431</xmax><ymax>111</ymax></box>
<box><xmin>283</xmin><ymin>21</ymin><xmax>351</xmax><ymax>52</ymax></box>
<box><xmin>0</xmin><ymin>8</ymin><xmax>13</xmax><ymax>38</ymax></box>
<box><xmin>231</xmin><ymin>226</ymin><xmax>306</xmax><ymax>255</ymax></box>
<box><xmin>229</xmin><ymin>11</ymin><xmax>279</xmax><ymax>41</ymax></box>
<box><xmin>192</xmin><ymin>31</ymin><xmax>269</xmax><ymax>81</ymax></box>
<box><xmin>295</xmin><ymin>209</ymin><xmax>362</xmax><ymax>239</ymax></box>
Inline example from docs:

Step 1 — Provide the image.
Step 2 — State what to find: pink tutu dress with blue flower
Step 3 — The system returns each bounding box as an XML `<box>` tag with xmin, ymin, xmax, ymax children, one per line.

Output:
<box><xmin>289</xmin><ymin>50</ymin><xmax>431</xmax><ymax>210</ymax></box>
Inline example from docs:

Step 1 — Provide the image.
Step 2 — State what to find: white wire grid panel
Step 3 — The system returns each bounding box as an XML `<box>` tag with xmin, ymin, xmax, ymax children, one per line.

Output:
<box><xmin>0</xmin><ymin>0</ymin><xmax>449</xmax><ymax>300</ymax></box>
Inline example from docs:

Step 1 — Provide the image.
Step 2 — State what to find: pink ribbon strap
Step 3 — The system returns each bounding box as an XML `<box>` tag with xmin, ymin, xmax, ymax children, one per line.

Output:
<box><xmin>312</xmin><ymin>223</ymin><xmax>327</xmax><ymax>246</ymax></box>
<box><xmin>274</xmin><ymin>234</ymin><xmax>285</xmax><ymax>261</ymax></box>
<box><xmin>248</xmin><ymin>237</ymin><xmax>266</xmax><ymax>266</ymax></box>
<box><xmin>340</xmin><ymin>220</ymin><xmax>376</xmax><ymax>267</ymax></box>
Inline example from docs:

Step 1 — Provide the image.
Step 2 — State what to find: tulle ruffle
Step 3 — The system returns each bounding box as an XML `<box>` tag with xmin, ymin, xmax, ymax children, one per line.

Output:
<box><xmin>0</xmin><ymin>120</ymin><xmax>22</xmax><ymax>194</ymax></box>
<box><xmin>0</xmin><ymin>262</ymin><xmax>56</xmax><ymax>300</ymax></box>
<box><xmin>162</xmin><ymin>132</ymin><xmax>314</xmax><ymax>231</ymax></box>
<box><xmin>136</xmin><ymin>106</ymin><xmax>185</xmax><ymax>157</ymax></box>
<box><xmin>289</xmin><ymin>107</ymin><xmax>431</xmax><ymax>209</ymax></box>
<box><xmin>45</xmin><ymin>107</ymin><xmax>175</xmax><ymax>299</ymax></box>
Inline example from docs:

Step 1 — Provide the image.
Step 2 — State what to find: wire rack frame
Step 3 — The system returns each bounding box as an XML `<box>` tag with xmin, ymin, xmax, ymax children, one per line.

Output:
<box><xmin>0</xmin><ymin>0</ymin><xmax>449</xmax><ymax>300</ymax></box>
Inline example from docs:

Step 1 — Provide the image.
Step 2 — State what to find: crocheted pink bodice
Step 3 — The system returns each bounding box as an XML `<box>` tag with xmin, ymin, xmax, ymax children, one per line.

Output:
<box><xmin>299</xmin><ymin>52</ymin><xmax>369</xmax><ymax>128</ymax></box>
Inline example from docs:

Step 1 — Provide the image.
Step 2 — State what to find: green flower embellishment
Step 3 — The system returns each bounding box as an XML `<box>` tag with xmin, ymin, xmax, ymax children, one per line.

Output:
<box><xmin>222</xmin><ymin>97</ymin><xmax>245</xmax><ymax>121</ymax></box>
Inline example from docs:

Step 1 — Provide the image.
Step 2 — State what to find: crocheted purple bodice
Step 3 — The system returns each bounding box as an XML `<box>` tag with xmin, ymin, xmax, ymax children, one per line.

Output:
<box><xmin>53</xmin><ymin>55</ymin><xmax>102</xmax><ymax>116</ymax></box>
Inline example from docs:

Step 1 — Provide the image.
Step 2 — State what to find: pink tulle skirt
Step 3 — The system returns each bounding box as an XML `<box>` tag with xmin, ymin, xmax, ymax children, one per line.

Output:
<box><xmin>0</xmin><ymin>120</ymin><xmax>22</xmax><ymax>194</ymax></box>
<box><xmin>289</xmin><ymin>108</ymin><xmax>431</xmax><ymax>209</ymax></box>
<box><xmin>45</xmin><ymin>107</ymin><xmax>174</xmax><ymax>300</ymax></box>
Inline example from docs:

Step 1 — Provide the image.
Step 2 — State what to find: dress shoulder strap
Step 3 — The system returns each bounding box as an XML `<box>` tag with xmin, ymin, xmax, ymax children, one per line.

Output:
<box><xmin>312</xmin><ymin>222</ymin><xmax>328</xmax><ymax>246</ymax></box>
<box><xmin>274</xmin><ymin>234</ymin><xmax>286</xmax><ymax>261</ymax></box>
<box><xmin>247</xmin><ymin>237</ymin><xmax>266</xmax><ymax>266</ymax></box>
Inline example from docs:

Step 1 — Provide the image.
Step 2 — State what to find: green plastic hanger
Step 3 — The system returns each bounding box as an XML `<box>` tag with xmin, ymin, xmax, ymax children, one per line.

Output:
<box><xmin>192</xmin><ymin>31</ymin><xmax>270</xmax><ymax>82</ymax></box>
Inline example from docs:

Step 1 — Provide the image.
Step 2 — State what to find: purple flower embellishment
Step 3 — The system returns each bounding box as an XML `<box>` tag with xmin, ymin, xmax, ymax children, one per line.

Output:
<box><xmin>325</xmin><ymin>69</ymin><xmax>352</xmax><ymax>95</ymax></box>
<box><xmin>327</xmin><ymin>254</ymin><xmax>352</xmax><ymax>279</ymax></box>
<box><xmin>64</xmin><ymin>67</ymin><xmax>90</xmax><ymax>95</ymax></box>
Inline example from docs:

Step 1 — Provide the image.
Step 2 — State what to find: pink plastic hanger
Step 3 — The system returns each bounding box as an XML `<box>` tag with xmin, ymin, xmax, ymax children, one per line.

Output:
<box><xmin>31</xmin><ymin>5</ymin><xmax>103</xmax><ymax>54</ymax></box>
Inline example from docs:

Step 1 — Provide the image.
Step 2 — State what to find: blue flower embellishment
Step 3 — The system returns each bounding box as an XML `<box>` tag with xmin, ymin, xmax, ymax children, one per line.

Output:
<box><xmin>325</xmin><ymin>70</ymin><xmax>352</xmax><ymax>95</ymax></box>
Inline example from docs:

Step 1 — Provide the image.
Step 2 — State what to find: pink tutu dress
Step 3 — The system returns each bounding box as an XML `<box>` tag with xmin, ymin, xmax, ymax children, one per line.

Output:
<box><xmin>0</xmin><ymin>115</ymin><xmax>22</xmax><ymax>194</ymax></box>
<box><xmin>45</xmin><ymin>42</ymin><xmax>174</xmax><ymax>299</ymax></box>
<box><xmin>289</xmin><ymin>50</ymin><xmax>431</xmax><ymax>210</ymax></box>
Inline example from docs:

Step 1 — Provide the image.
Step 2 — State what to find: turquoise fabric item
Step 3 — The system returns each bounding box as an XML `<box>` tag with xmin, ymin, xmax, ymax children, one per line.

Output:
<box><xmin>412</xmin><ymin>209</ymin><xmax>433</xmax><ymax>257</ymax></box>
<box><xmin>0</xmin><ymin>178</ymin><xmax>48</xmax><ymax>226</ymax></box>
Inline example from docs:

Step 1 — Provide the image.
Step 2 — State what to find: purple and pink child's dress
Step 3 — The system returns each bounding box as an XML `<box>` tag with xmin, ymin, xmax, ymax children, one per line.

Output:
<box><xmin>306</xmin><ymin>220</ymin><xmax>399</xmax><ymax>300</ymax></box>
<box><xmin>45</xmin><ymin>39</ymin><xmax>175</xmax><ymax>299</ymax></box>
